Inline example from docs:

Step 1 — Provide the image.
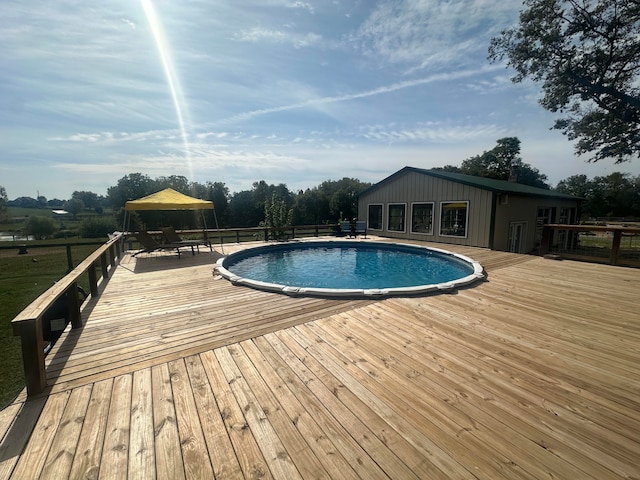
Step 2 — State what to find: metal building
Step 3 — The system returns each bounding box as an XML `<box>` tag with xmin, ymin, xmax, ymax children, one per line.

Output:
<box><xmin>358</xmin><ymin>167</ymin><xmax>581</xmax><ymax>253</ymax></box>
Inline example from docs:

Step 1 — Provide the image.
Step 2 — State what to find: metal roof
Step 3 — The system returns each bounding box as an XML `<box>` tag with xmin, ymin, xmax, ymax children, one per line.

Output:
<box><xmin>360</xmin><ymin>166</ymin><xmax>581</xmax><ymax>200</ymax></box>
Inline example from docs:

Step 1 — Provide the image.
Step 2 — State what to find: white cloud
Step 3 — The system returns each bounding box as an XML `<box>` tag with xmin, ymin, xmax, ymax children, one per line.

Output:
<box><xmin>359</xmin><ymin>122</ymin><xmax>506</xmax><ymax>144</ymax></box>
<box><xmin>350</xmin><ymin>0</ymin><xmax>517</xmax><ymax>72</ymax></box>
<box><xmin>121</xmin><ymin>18</ymin><xmax>137</xmax><ymax>30</ymax></box>
<box><xmin>287</xmin><ymin>2</ymin><xmax>315</xmax><ymax>14</ymax></box>
<box><xmin>232</xmin><ymin>27</ymin><xmax>321</xmax><ymax>49</ymax></box>
<box><xmin>219</xmin><ymin>65</ymin><xmax>500</xmax><ymax>124</ymax></box>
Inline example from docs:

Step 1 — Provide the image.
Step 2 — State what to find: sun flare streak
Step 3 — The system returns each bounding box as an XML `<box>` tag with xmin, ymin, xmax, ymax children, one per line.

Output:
<box><xmin>141</xmin><ymin>0</ymin><xmax>192</xmax><ymax>178</ymax></box>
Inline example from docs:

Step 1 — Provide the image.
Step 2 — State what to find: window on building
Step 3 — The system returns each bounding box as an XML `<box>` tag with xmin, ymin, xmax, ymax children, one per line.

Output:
<box><xmin>388</xmin><ymin>204</ymin><xmax>406</xmax><ymax>232</ymax></box>
<box><xmin>368</xmin><ymin>204</ymin><xmax>383</xmax><ymax>230</ymax></box>
<box><xmin>411</xmin><ymin>203</ymin><xmax>434</xmax><ymax>234</ymax></box>
<box><xmin>440</xmin><ymin>202</ymin><xmax>468</xmax><ymax>237</ymax></box>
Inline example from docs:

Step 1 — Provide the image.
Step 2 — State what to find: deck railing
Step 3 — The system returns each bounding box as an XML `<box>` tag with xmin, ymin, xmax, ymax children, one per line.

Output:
<box><xmin>204</xmin><ymin>224</ymin><xmax>338</xmax><ymax>244</ymax></box>
<box><xmin>541</xmin><ymin>224</ymin><xmax>640</xmax><ymax>267</ymax></box>
<box><xmin>11</xmin><ymin>233</ymin><xmax>124</xmax><ymax>396</ymax></box>
<box><xmin>10</xmin><ymin>225</ymin><xmax>340</xmax><ymax>397</ymax></box>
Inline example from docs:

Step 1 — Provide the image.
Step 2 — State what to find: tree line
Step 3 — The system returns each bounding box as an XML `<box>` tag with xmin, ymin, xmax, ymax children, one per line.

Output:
<box><xmin>2</xmin><ymin>138</ymin><xmax>639</xmax><ymax>238</ymax></box>
<box><xmin>107</xmin><ymin>174</ymin><xmax>371</xmax><ymax>231</ymax></box>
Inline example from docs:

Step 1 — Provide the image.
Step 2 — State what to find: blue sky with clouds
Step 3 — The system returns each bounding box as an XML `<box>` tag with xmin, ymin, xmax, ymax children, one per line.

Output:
<box><xmin>2</xmin><ymin>0</ymin><xmax>639</xmax><ymax>200</ymax></box>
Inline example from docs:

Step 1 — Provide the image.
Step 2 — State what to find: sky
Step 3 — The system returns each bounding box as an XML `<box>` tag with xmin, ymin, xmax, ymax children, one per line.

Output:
<box><xmin>2</xmin><ymin>0</ymin><xmax>639</xmax><ymax>201</ymax></box>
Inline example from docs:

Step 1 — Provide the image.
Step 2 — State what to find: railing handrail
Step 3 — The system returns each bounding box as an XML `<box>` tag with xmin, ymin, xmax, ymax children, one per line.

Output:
<box><xmin>11</xmin><ymin>225</ymin><xmax>337</xmax><ymax>396</ymax></box>
<box><xmin>11</xmin><ymin>233</ymin><xmax>124</xmax><ymax>396</ymax></box>
<box><xmin>541</xmin><ymin>224</ymin><xmax>639</xmax><ymax>267</ymax></box>
<box><xmin>545</xmin><ymin>223</ymin><xmax>640</xmax><ymax>234</ymax></box>
<box><xmin>0</xmin><ymin>240</ymin><xmax>106</xmax><ymax>250</ymax></box>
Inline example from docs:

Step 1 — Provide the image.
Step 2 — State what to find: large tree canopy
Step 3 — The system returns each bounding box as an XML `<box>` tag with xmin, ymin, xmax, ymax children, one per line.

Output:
<box><xmin>556</xmin><ymin>172</ymin><xmax>640</xmax><ymax>218</ymax></box>
<box><xmin>436</xmin><ymin>137</ymin><xmax>550</xmax><ymax>188</ymax></box>
<box><xmin>488</xmin><ymin>0</ymin><xmax>640</xmax><ymax>163</ymax></box>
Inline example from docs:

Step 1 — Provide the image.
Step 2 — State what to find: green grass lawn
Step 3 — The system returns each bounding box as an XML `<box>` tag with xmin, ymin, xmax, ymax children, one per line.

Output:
<box><xmin>0</xmin><ymin>242</ymin><xmax>100</xmax><ymax>409</ymax></box>
<box><xmin>576</xmin><ymin>232</ymin><xmax>640</xmax><ymax>251</ymax></box>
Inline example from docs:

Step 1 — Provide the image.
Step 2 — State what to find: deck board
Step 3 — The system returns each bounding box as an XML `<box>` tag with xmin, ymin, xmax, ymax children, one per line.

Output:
<box><xmin>1</xmin><ymin>238</ymin><xmax>639</xmax><ymax>479</ymax></box>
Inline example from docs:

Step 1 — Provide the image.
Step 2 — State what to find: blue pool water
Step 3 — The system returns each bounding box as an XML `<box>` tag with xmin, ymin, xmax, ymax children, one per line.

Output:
<box><xmin>217</xmin><ymin>241</ymin><xmax>484</xmax><ymax>297</ymax></box>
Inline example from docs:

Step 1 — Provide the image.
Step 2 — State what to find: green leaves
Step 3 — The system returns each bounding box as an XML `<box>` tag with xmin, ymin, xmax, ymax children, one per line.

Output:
<box><xmin>489</xmin><ymin>0</ymin><xmax>640</xmax><ymax>163</ymax></box>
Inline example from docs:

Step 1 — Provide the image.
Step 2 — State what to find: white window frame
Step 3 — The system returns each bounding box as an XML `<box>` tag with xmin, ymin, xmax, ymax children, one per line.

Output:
<box><xmin>367</xmin><ymin>203</ymin><xmax>384</xmax><ymax>231</ymax></box>
<box><xmin>410</xmin><ymin>202</ymin><xmax>434</xmax><ymax>235</ymax></box>
<box><xmin>439</xmin><ymin>201</ymin><xmax>469</xmax><ymax>238</ymax></box>
<box><xmin>387</xmin><ymin>203</ymin><xmax>407</xmax><ymax>233</ymax></box>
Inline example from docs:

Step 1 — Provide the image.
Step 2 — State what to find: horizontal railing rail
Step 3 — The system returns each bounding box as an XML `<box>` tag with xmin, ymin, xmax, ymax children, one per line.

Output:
<box><xmin>11</xmin><ymin>233</ymin><xmax>124</xmax><ymax>396</ymax></box>
<box><xmin>210</xmin><ymin>224</ymin><xmax>339</xmax><ymax>243</ymax></box>
<box><xmin>125</xmin><ymin>224</ymin><xmax>340</xmax><ymax>248</ymax></box>
<box><xmin>541</xmin><ymin>224</ymin><xmax>640</xmax><ymax>267</ymax></box>
<box><xmin>0</xmin><ymin>241</ymin><xmax>107</xmax><ymax>272</ymax></box>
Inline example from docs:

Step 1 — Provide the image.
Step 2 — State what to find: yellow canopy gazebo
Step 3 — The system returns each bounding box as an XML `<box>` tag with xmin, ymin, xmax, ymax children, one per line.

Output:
<box><xmin>125</xmin><ymin>188</ymin><xmax>214</xmax><ymax>212</ymax></box>
<box><xmin>123</xmin><ymin>188</ymin><xmax>218</xmax><ymax>242</ymax></box>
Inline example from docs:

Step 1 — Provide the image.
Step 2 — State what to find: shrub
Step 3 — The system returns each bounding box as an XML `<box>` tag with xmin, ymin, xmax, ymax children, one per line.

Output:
<box><xmin>53</xmin><ymin>229</ymin><xmax>78</xmax><ymax>239</ymax></box>
<box><xmin>24</xmin><ymin>215</ymin><xmax>56</xmax><ymax>240</ymax></box>
<box><xmin>80</xmin><ymin>216</ymin><xmax>117</xmax><ymax>238</ymax></box>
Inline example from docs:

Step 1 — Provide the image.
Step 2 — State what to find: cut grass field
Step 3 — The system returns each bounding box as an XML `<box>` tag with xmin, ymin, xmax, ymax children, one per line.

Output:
<box><xmin>0</xmin><ymin>241</ymin><xmax>100</xmax><ymax>409</ymax></box>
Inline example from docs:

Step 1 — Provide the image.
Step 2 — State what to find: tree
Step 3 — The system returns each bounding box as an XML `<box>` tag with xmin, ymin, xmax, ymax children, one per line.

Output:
<box><xmin>9</xmin><ymin>197</ymin><xmax>39</xmax><ymax>208</ymax></box>
<box><xmin>292</xmin><ymin>188</ymin><xmax>330</xmax><ymax>225</ymax></box>
<box><xmin>228</xmin><ymin>190</ymin><xmax>257</xmax><ymax>227</ymax></box>
<box><xmin>80</xmin><ymin>216</ymin><xmax>118</xmax><ymax>238</ymax></box>
<box><xmin>228</xmin><ymin>181</ymin><xmax>293</xmax><ymax>227</ymax></box>
<box><xmin>156</xmin><ymin>175</ymin><xmax>190</xmax><ymax>194</ymax></box>
<box><xmin>72</xmin><ymin>191</ymin><xmax>99</xmax><ymax>210</ymax></box>
<box><xmin>319</xmin><ymin>178</ymin><xmax>371</xmax><ymax>222</ymax></box>
<box><xmin>441</xmin><ymin>137</ymin><xmax>550</xmax><ymax>188</ymax></box>
<box><xmin>488</xmin><ymin>0</ymin><xmax>640</xmax><ymax>163</ymax></box>
<box><xmin>107</xmin><ymin>173</ymin><xmax>158</xmax><ymax>210</ymax></box>
<box><xmin>63</xmin><ymin>198</ymin><xmax>84</xmax><ymax>220</ymax></box>
<box><xmin>261</xmin><ymin>193</ymin><xmax>293</xmax><ymax>240</ymax></box>
<box><xmin>556</xmin><ymin>172</ymin><xmax>640</xmax><ymax>218</ymax></box>
<box><xmin>25</xmin><ymin>215</ymin><xmax>56</xmax><ymax>240</ymax></box>
<box><xmin>191</xmin><ymin>180</ymin><xmax>230</xmax><ymax>227</ymax></box>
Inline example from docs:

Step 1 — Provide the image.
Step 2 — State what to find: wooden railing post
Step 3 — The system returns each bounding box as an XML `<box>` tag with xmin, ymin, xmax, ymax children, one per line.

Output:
<box><xmin>66</xmin><ymin>245</ymin><xmax>73</xmax><ymax>272</ymax></box>
<box><xmin>611</xmin><ymin>230</ymin><xmax>622</xmax><ymax>265</ymax></box>
<box><xmin>100</xmin><ymin>252</ymin><xmax>108</xmax><ymax>280</ymax></box>
<box><xmin>14</xmin><ymin>319</ymin><xmax>46</xmax><ymax>395</ymax></box>
<box><xmin>109</xmin><ymin>244</ymin><xmax>116</xmax><ymax>268</ymax></box>
<box><xmin>88</xmin><ymin>263</ymin><xmax>98</xmax><ymax>297</ymax></box>
<box><xmin>540</xmin><ymin>226</ymin><xmax>552</xmax><ymax>255</ymax></box>
<box><xmin>68</xmin><ymin>283</ymin><xmax>82</xmax><ymax>329</ymax></box>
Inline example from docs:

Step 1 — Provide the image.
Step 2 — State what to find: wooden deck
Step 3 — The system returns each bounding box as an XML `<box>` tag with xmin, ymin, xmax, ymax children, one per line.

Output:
<box><xmin>1</xmin><ymin>238</ymin><xmax>639</xmax><ymax>479</ymax></box>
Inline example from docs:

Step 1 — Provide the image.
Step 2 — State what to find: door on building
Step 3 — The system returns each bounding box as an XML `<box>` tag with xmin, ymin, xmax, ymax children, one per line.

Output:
<box><xmin>509</xmin><ymin>221</ymin><xmax>527</xmax><ymax>253</ymax></box>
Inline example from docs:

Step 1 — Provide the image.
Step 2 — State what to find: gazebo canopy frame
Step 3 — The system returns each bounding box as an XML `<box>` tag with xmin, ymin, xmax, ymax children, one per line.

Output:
<box><xmin>122</xmin><ymin>188</ymin><xmax>220</xmax><ymax>249</ymax></box>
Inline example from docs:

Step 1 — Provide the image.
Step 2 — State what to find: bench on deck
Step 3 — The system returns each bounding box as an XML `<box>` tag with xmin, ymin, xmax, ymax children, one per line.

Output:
<box><xmin>340</xmin><ymin>220</ymin><xmax>367</xmax><ymax>238</ymax></box>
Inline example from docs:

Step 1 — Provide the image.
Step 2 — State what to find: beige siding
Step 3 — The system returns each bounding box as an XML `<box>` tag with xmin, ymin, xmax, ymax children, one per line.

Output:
<box><xmin>358</xmin><ymin>170</ymin><xmax>493</xmax><ymax>248</ymax></box>
<box><xmin>493</xmin><ymin>196</ymin><xmax>579</xmax><ymax>252</ymax></box>
<box><xmin>359</xmin><ymin>170</ymin><xmax>580</xmax><ymax>252</ymax></box>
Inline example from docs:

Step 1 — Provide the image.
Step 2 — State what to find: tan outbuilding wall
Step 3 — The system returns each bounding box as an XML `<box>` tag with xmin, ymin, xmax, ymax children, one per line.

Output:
<box><xmin>358</xmin><ymin>170</ymin><xmax>493</xmax><ymax>248</ymax></box>
<box><xmin>358</xmin><ymin>167</ymin><xmax>581</xmax><ymax>253</ymax></box>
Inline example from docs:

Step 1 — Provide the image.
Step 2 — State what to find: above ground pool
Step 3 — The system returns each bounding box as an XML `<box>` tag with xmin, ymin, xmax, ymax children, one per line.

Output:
<box><xmin>215</xmin><ymin>240</ymin><xmax>484</xmax><ymax>297</ymax></box>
